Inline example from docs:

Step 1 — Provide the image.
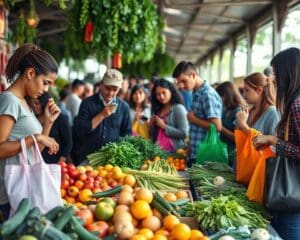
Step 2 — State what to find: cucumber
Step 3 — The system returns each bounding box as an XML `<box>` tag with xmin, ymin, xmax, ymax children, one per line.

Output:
<box><xmin>0</xmin><ymin>198</ymin><xmax>31</xmax><ymax>236</ymax></box>
<box><xmin>153</xmin><ymin>192</ymin><xmax>179</xmax><ymax>217</ymax></box>
<box><xmin>44</xmin><ymin>206</ymin><xmax>64</xmax><ymax>221</ymax></box>
<box><xmin>92</xmin><ymin>185</ymin><xmax>123</xmax><ymax>198</ymax></box>
<box><xmin>150</xmin><ymin>199</ymin><xmax>171</xmax><ymax>216</ymax></box>
<box><xmin>70</xmin><ymin>216</ymin><xmax>100</xmax><ymax>240</ymax></box>
<box><xmin>15</xmin><ymin>207</ymin><xmax>41</xmax><ymax>236</ymax></box>
<box><xmin>42</xmin><ymin>224</ymin><xmax>73</xmax><ymax>240</ymax></box>
<box><xmin>53</xmin><ymin>206</ymin><xmax>75</xmax><ymax>230</ymax></box>
<box><xmin>169</xmin><ymin>198</ymin><xmax>190</xmax><ymax>207</ymax></box>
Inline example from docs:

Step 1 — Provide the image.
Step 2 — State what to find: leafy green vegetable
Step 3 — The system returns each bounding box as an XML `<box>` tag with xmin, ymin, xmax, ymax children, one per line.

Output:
<box><xmin>87</xmin><ymin>141</ymin><xmax>143</xmax><ymax>169</ymax></box>
<box><xmin>185</xmin><ymin>196</ymin><xmax>269</xmax><ymax>231</ymax></box>
<box><xmin>120</xmin><ymin>136</ymin><xmax>167</xmax><ymax>160</ymax></box>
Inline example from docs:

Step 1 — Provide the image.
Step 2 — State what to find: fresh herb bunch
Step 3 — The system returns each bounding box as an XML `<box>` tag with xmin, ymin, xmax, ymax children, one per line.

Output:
<box><xmin>121</xmin><ymin>136</ymin><xmax>167</xmax><ymax>160</ymax></box>
<box><xmin>88</xmin><ymin>141</ymin><xmax>143</xmax><ymax>169</ymax></box>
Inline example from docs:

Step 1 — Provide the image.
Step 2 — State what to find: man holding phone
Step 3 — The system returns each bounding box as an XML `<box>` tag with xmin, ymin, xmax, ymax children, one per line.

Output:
<box><xmin>72</xmin><ymin>69</ymin><xmax>132</xmax><ymax>165</ymax></box>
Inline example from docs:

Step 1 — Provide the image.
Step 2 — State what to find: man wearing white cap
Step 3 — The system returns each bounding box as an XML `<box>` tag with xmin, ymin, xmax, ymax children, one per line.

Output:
<box><xmin>72</xmin><ymin>69</ymin><xmax>132</xmax><ymax>165</ymax></box>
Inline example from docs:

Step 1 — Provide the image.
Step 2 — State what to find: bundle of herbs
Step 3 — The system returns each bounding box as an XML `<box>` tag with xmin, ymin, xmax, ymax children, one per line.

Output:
<box><xmin>87</xmin><ymin>141</ymin><xmax>143</xmax><ymax>169</ymax></box>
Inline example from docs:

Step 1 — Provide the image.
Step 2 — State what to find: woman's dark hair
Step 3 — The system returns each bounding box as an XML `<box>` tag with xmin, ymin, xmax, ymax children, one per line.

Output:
<box><xmin>151</xmin><ymin>78</ymin><xmax>183</xmax><ymax>114</ymax></box>
<box><xmin>216</xmin><ymin>81</ymin><xmax>246</xmax><ymax>110</ymax></box>
<box><xmin>244</xmin><ymin>72</ymin><xmax>276</xmax><ymax>125</ymax></box>
<box><xmin>271</xmin><ymin>47</ymin><xmax>300</xmax><ymax>128</ymax></box>
<box><xmin>129</xmin><ymin>84</ymin><xmax>148</xmax><ymax>109</ymax></box>
<box><xmin>5</xmin><ymin>43</ymin><xmax>58</xmax><ymax>83</ymax></box>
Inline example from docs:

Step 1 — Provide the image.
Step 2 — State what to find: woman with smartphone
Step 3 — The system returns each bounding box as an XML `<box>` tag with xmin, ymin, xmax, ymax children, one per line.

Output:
<box><xmin>150</xmin><ymin>78</ymin><xmax>188</xmax><ymax>152</ymax></box>
<box><xmin>129</xmin><ymin>84</ymin><xmax>151</xmax><ymax>138</ymax></box>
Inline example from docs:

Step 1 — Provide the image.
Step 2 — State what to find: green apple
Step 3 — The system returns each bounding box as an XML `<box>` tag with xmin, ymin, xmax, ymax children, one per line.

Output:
<box><xmin>95</xmin><ymin>202</ymin><xmax>114</xmax><ymax>221</ymax></box>
<box><xmin>99</xmin><ymin>197</ymin><xmax>117</xmax><ymax>209</ymax></box>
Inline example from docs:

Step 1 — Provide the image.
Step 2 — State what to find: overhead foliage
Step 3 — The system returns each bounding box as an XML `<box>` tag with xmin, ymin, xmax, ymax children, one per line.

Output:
<box><xmin>64</xmin><ymin>0</ymin><xmax>165</xmax><ymax>63</ymax></box>
<box><xmin>121</xmin><ymin>52</ymin><xmax>176</xmax><ymax>79</ymax></box>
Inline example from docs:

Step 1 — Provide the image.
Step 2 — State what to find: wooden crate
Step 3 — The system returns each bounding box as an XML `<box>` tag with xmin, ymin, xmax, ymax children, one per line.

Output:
<box><xmin>180</xmin><ymin>217</ymin><xmax>199</xmax><ymax>229</ymax></box>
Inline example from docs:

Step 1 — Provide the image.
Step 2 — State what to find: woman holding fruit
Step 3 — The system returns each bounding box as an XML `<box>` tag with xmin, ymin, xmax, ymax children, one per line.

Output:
<box><xmin>150</xmin><ymin>78</ymin><xmax>188</xmax><ymax>152</ymax></box>
<box><xmin>0</xmin><ymin>43</ymin><xmax>60</xmax><ymax>221</ymax></box>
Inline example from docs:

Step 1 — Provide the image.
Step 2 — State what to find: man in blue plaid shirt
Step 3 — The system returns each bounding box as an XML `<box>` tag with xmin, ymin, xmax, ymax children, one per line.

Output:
<box><xmin>173</xmin><ymin>61</ymin><xmax>222</xmax><ymax>166</ymax></box>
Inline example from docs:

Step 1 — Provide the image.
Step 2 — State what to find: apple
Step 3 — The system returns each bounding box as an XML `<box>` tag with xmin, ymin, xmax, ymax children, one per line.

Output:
<box><xmin>99</xmin><ymin>197</ymin><xmax>116</xmax><ymax>209</ymax></box>
<box><xmin>86</xmin><ymin>170</ymin><xmax>93</xmax><ymax>177</ymax></box>
<box><xmin>95</xmin><ymin>202</ymin><xmax>114</xmax><ymax>221</ymax></box>
<box><xmin>77</xmin><ymin>173</ymin><xmax>87</xmax><ymax>182</ymax></box>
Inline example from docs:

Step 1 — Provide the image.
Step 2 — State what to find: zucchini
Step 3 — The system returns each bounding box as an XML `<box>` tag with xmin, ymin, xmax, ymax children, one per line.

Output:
<box><xmin>92</xmin><ymin>185</ymin><xmax>123</xmax><ymax>198</ymax></box>
<box><xmin>53</xmin><ymin>206</ymin><xmax>75</xmax><ymax>230</ymax></box>
<box><xmin>0</xmin><ymin>198</ymin><xmax>31</xmax><ymax>236</ymax></box>
<box><xmin>44</xmin><ymin>206</ymin><xmax>64</xmax><ymax>221</ymax></box>
<box><xmin>70</xmin><ymin>216</ymin><xmax>100</xmax><ymax>240</ymax></box>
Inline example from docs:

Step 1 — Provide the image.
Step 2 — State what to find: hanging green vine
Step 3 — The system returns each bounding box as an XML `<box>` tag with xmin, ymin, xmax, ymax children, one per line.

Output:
<box><xmin>15</xmin><ymin>11</ymin><xmax>37</xmax><ymax>45</ymax></box>
<box><xmin>65</xmin><ymin>0</ymin><xmax>165</xmax><ymax>63</ymax></box>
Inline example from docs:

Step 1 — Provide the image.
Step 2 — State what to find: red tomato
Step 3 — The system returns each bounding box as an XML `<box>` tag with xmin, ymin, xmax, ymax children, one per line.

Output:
<box><xmin>86</xmin><ymin>221</ymin><xmax>109</xmax><ymax>238</ymax></box>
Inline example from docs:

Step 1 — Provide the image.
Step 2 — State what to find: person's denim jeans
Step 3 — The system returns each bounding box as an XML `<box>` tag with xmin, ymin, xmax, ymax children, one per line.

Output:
<box><xmin>272</xmin><ymin>211</ymin><xmax>300</xmax><ymax>240</ymax></box>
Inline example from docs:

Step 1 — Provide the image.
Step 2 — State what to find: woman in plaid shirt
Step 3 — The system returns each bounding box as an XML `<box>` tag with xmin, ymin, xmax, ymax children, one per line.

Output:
<box><xmin>253</xmin><ymin>47</ymin><xmax>300</xmax><ymax>239</ymax></box>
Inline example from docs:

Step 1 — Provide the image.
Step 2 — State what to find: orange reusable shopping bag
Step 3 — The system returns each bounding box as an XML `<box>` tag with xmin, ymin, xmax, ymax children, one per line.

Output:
<box><xmin>246</xmin><ymin>147</ymin><xmax>275</xmax><ymax>204</ymax></box>
<box><xmin>235</xmin><ymin>128</ymin><xmax>262</xmax><ymax>185</ymax></box>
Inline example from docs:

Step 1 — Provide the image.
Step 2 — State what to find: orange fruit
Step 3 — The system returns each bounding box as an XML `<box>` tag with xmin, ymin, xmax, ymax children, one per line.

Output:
<box><xmin>163</xmin><ymin>215</ymin><xmax>180</xmax><ymax>231</ymax></box>
<box><xmin>138</xmin><ymin>228</ymin><xmax>154</xmax><ymax>239</ymax></box>
<box><xmin>130</xmin><ymin>200</ymin><xmax>152</xmax><ymax>220</ymax></box>
<box><xmin>129</xmin><ymin>235</ymin><xmax>147</xmax><ymax>240</ymax></box>
<box><xmin>190</xmin><ymin>229</ymin><xmax>204</xmax><ymax>240</ymax></box>
<box><xmin>104</xmin><ymin>164</ymin><xmax>114</xmax><ymax>171</ymax></box>
<box><xmin>68</xmin><ymin>186</ymin><xmax>79</xmax><ymax>197</ymax></box>
<box><xmin>155</xmin><ymin>229</ymin><xmax>169</xmax><ymax>236</ymax></box>
<box><xmin>60</xmin><ymin>188</ymin><xmax>66</xmax><ymax>198</ymax></box>
<box><xmin>151</xmin><ymin>234</ymin><xmax>168</xmax><ymax>240</ymax></box>
<box><xmin>164</xmin><ymin>193</ymin><xmax>177</xmax><ymax>202</ymax></box>
<box><xmin>175</xmin><ymin>190</ymin><xmax>188</xmax><ymax>200</ymax></box>
<box><xmin>123</xmin><ymin>174</ymin><xmax>136</xmax><ymax>187</ymax></box>
<box><xmin>65</xmin><ymin>196</ymin><xmax>76</xmax><ymax>204</ymax></box>
<box><xmin>170</xmin><ymin>223</ymin><xmax>191</xmax><ymax>240</ymax></box>
<box><xmin>112</xmin><ymin>166</ymin><xmax>123</xmax><ymax>180</ymax></box>
<box><xmin>135</xmin><ymin>189</ymin><xmax>153</xmax><ymax>203</ymax></box>
<box><xmin>78</xmin><ymin>189</ymin><xmax>93</xmax><ymax>202</ymax></box>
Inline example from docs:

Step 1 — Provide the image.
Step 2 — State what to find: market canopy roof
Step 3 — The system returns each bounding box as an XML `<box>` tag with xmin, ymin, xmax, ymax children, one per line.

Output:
<box><xmin>7</xmin><ymin>0</ymin><xmax>300</xmax><ymax>64</ymax></box>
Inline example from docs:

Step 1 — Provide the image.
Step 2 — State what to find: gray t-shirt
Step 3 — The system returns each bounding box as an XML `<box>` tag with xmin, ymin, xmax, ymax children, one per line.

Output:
<box><xmin>0</xmin><ymin>91</ymin><xmax>42</xmax><ymax>204</ymax></box>
<box><xmin>250</xmin><ymin>106</ymin><xmax>280</xmax><ymax>135</ymax></box>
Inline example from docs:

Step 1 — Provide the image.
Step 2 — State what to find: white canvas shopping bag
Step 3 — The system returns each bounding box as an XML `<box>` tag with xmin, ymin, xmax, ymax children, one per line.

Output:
<box><xmin>4</xmin><ymin>136</ymin><xmax>62</xmax><ymax>214</ymax></box>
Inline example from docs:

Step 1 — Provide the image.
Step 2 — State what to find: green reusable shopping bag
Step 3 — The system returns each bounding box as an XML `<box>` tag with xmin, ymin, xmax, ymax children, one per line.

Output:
<box><xmin>196</xmin><ymin>124</ymin><xmax>228</xmax><ymax>164</ymax></box>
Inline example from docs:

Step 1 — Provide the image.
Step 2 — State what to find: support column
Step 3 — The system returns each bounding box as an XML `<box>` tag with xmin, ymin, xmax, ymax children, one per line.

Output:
<box><xmin>272</xmin><ymin>0</ymin><xmax>288</xmax><ymax>56</ymax></box>
<box><xmin>229</xmin><ymin>39</ymin><xmax>236</xmax><ymax>82</ymax></box>
<box><xmin>246</xmin><ymin>24</ymin><xmax>256</xmax><ymax>75</ymax></box>
<box><xmin>218</xmin><ymin>48</ymin><xmax>223</xmax><ymax>82</ymax></box>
